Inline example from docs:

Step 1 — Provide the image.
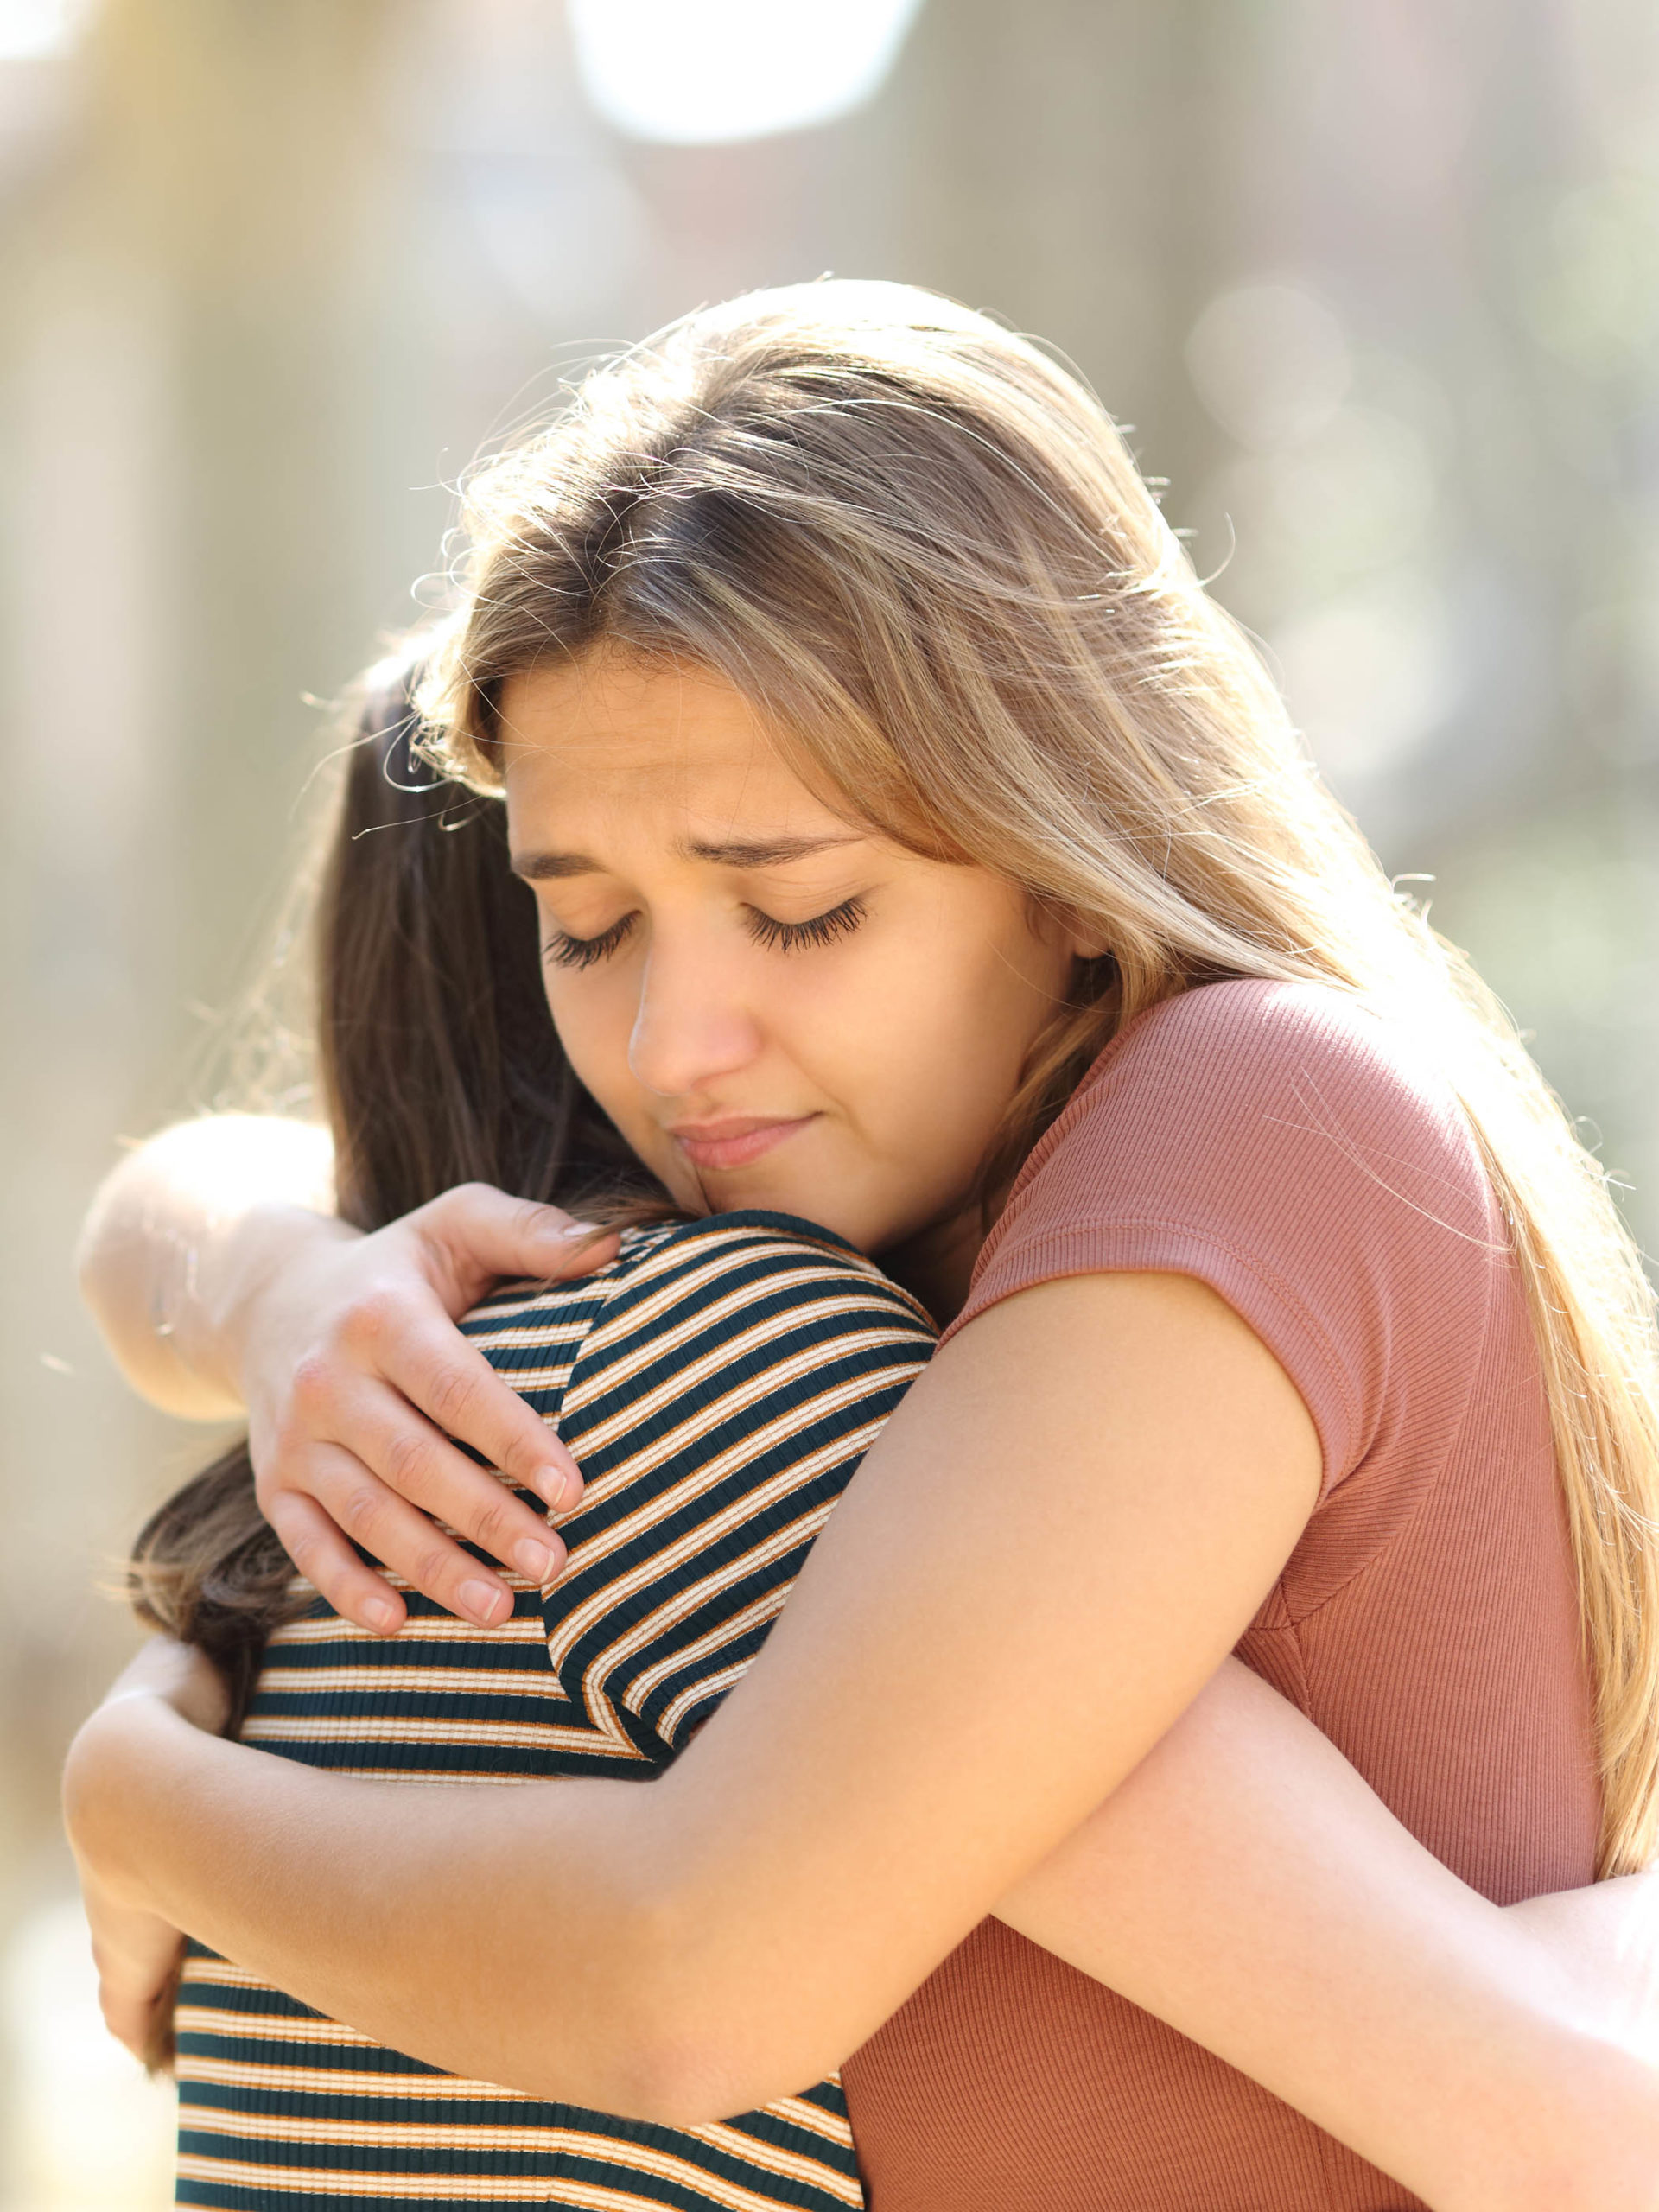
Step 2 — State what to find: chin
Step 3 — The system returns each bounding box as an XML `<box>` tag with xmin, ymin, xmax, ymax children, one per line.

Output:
<box><xmin>709</xmin><ymin>1176</ymin><xmax>868</xmax><ymax>1248</ymax></box>
<box><xmin>715</xmin><ymin>1176</ymin><xmax>823</xmax><ymax>1222</ymax></box>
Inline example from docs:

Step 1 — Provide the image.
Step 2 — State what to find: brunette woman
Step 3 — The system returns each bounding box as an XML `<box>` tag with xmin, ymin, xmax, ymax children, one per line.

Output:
<box><xmin>68</xmin><ymin>283</ymin><xmax>1659</xmax><ymax>2212</ymax></box>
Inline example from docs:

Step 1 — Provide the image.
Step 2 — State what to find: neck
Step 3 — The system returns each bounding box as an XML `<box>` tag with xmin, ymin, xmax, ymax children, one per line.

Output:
<box><xmin>882</xmin><ymin>1205</ymin><xmax>986</xmax><ymax>1328</ymax></box>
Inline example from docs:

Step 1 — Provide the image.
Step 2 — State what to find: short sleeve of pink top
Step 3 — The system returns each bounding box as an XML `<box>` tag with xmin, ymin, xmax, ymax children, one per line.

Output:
<box><xmin>841</xmin><ymin>979</ymin><xmax>1601</xmax><ymax>2212</ymax></box>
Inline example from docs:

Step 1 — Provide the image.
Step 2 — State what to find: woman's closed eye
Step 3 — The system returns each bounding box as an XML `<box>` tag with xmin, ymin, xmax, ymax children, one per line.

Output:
<box><xmin>745</xmin><ymin>895</ymin><xmax>866</xmax><ymax>954</ymax></box>
<box><xmin>543</xmin><ymin>912</ymin><xmax>639</xmax><ymax>971</ymax></box>
<box><xmin>543</xmin><ymin>896</ymin><xmax>868</xmax><ymax>971</ymax></box>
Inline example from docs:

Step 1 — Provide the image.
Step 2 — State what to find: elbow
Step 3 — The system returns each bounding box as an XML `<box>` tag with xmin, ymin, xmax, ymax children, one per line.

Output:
<box><xmin>73</xmin><ymin>1182</ymin><xmax>206</xmax><ymax>1419</ymax></box>
<box><xmin>512</xmin><ymin>2017</ymin><xmax>811</xmax><ymax>2133</ymax></box>
<box><xmin>73</xmin><ymin>1197</ymin><xmax>125</xmax><ymax>1366</ymax></box>
<box><xmin>576</xmin><ymin>1979</ymin><xmax>826</xmax><ymax>2130</ymax></box>
<box><xmin>514</xmin><ymin>1891</ymin><xmax>833</xmax><ymax>2127</ymax></box>
<box><xmin>589</xmin><ymin>2024</ymin><xmax>780</xmax><ymax>2132</ymax></box>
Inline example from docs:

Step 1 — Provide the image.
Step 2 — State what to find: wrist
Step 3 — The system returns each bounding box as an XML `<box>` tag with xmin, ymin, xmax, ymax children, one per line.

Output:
<box><xmin>207</xmin><ymin>1203</ymin><xmax>359</xmax><ymax>1408</ymax></box>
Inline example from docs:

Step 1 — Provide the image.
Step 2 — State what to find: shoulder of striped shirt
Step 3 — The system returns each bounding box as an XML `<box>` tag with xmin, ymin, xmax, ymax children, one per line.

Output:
<box><xmin>464</xmin><ymin>1212</ymin><xmax>938</xmax><ymax>1347</ymax></box>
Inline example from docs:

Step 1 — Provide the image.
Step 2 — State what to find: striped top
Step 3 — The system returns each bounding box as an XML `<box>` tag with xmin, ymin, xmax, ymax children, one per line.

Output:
<box><xmin>173</xmin><ymin>1212</ymin><xmax>937</xmax><ymax>2212</ymax></box>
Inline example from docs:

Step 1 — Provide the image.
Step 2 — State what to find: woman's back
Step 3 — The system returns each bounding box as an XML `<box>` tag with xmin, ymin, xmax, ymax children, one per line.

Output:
<box><xmin>174</xmin><ymin>1214</ymin><xmax>936</xmax><ymax>2212</ymax></box>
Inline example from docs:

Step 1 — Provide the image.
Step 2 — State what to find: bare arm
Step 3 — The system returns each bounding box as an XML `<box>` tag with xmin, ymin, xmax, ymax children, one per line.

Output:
<box><xmin>1507</xmin><ymin>1877</ymin><xmax>1659</xmax><ymax>2063</ymax></box>
<box><xmin>77</xmin><ymin>1114</ymin><xmax>339</xmax><ymax>1418</ymax></box>
<box><xmin>77</xmin><ymin>1116</ymin><xmax>613</xmax><ymax>1628</ymax></box>
<box><xmin>68</xmin><ymin>1247</ymin><xmax>1659</xmax><ymax>2194</ymax></box>
<box><xmin>1004</xmin><ymin>1657</ymin><xmax>1659</xmax><ymax>2212</ymax></box>
<box><xmin>71</xmin><ymin>1274</ymin><xmax>1319</xmax><ymax>2100</ymax></box>
<box><xmin>68</xmin><ymin>1159</ymin><xmax>1659</xmax><ymax>2212</ymax></box>
<box><xmin>68</xmin><ymin>1643</ymin><xmax>1658</xmax><ymax>2212</ymax></box>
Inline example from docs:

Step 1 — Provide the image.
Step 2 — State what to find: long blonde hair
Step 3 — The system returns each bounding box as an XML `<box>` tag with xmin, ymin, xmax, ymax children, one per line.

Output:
<box><xmin>418</xmin><ymin>278</ymin><xmax>1659</xmax><ymax>1876</ymax></box>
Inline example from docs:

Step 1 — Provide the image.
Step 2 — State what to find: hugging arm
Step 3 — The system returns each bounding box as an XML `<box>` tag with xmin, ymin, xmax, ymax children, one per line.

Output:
<box><xmin>68</xmin><ymin>1250</ymin><xmax>1659</xmax><ymax>2212</ymax></box>
<box><xmin>1004</xmin><ymin>1662</ymin><xmax>1659</xmax><ymax>2212</ymax></box>
<box><xmin>70</xmin><ymin>1648</ymin><xmax>1659</xmax><ymax>2212</ymax></box>
<box><xmin>77</xmin><ymin>1122</ymin><xmax>613</xmax><ymax>1630</ymax></box>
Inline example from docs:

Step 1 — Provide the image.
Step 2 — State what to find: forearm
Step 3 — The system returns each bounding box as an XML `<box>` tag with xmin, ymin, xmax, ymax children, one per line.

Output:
<box><xmin>1001</xmin><ymin>1659</ymin><xmax>1659</xmax><ymax>2212</ymax></box>
<box><xmin>76</xmin><ymin>1115</ymin><xmax>340</xmax><ymax>1416</ymax></box>
<box><xmin>79</xmin><ymin>1268</ymin><xmax>1650</xmax><ymax>2190</ymax></box>
<box><xmin>67</xmin><ymin>1664</ymin><xmax>1659</xmax><ymax>2194</ymax></box>
<box><xmin>65</xmin><ymin>1279</ymin><xmax>1332</xmax><ymax>2120</ymax></box>
<box><xmin>64</xmin><ymin>1695</ymin><xmax>691</xmax><ymax>2113</ymax></box>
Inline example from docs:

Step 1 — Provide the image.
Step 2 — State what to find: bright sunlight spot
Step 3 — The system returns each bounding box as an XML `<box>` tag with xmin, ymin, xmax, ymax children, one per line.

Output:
<box><xmin>567</xmin><ymin>0</ymin><xmax>926</xmax><ymax>145</ymax></box>
<box><xmin>0</xmin><ymin>0</ymin><xmax>96</xmax><ymax>63</ymax></box>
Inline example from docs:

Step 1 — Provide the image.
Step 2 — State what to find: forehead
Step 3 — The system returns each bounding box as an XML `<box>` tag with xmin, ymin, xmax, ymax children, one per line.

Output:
<box><xmin>497</xmin><ymin>650</ymin><xmax>851</xmax><ymax>837</ymax></box>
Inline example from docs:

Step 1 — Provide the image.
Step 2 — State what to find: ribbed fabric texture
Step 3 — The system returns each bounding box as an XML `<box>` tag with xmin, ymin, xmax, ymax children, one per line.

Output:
<box><xmin>842</xmin><ymin>981</ymin><xmax>1601</xmax><ymax>2212</ymax></box>
<box><xmin>173</xmin><ymin>1213</ymin><xmax>938</xmax><ymax>2212</ymax></box>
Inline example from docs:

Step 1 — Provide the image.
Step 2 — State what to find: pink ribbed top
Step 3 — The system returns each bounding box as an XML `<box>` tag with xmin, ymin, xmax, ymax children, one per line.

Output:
<box><xmin>842</xmin><ymin>979</ymin><xmax>1600</xmax><ymax>2212</ymax></box>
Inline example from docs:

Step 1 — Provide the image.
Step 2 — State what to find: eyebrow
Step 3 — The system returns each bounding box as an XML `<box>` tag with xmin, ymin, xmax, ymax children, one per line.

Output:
<box><xmin>509</xmin><ymin>832</ymin><xmax>866</xmax><ymax>880</ymax></box>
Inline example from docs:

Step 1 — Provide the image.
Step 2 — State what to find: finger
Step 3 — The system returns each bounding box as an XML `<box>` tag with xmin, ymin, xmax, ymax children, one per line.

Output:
<box><xmin>264</xmin><ymin>1484</ymin><xmax>409</xmax><ymax>1636</ymax></box>
<box><xmin>289</xmin><ymin>1441</ymin><xmax>526</xmax><ymax>1629</ymax></box>
<box><xmin>379</xmin><ymin>1323</ymin><xmax>584</xmax><ymax>1512</ymax></box>
<box><xmin>99</xmin><ymin>1979</ymin><xmax>154</xmax><ymax>2060</ymax></box>
<box><xmin>95</xmin><ymin>1949</ymin><xmax>181</xmax><ymax>2066</ymax></box>
<box><xmin>414</xmin><ymin>1185</ymin><xmax>620</xmax><ymax>1313</ymax></box>
<box><xmin>329</xmin><ymin>1296</ymin><xmax>582</xmax><ymax>1512</ymax></box>
<box><xmin>139</xmin><ymin>1944</ymin><xmax>186</xmax><ymax>2075</ymax></box>
<box><xmin>108</xmin><ymin>1986</ymin><xmax>174</xmax><ymax>2069</ymax></box>
<box><xmin>338</xmin><ymin>1376</ymin><xmax>573</xmax><ymax>1586</ymax></box>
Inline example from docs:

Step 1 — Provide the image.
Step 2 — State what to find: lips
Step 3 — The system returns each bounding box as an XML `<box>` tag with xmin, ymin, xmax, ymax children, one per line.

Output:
<box><xmin>666</xmin><ymin>1115</ymin><xmax>816</xmax><ymax>1172</ymax></box>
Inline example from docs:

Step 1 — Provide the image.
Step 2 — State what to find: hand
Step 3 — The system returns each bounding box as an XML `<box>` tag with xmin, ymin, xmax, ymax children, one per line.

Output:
<box><xmin>229</xmin><ymin>1184</ymin><xmax>617</xmax><ymax>1633</ymax></box>
<box><xmin>81</xmin><ymin>1866</ymin><xmax>187</xmax><ymax>2072</ymax></box>
<box><xmin>65</xmin><ymin>1639</ymin><xmax>228</xmax><ymax>2070</ymax></box>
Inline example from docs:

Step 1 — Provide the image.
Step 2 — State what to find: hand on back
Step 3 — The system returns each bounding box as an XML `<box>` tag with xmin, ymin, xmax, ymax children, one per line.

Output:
<box><xmin>235</xmin><ymin>1185</ymin><xmax>615</xmax><ymax>1633</ymax></box>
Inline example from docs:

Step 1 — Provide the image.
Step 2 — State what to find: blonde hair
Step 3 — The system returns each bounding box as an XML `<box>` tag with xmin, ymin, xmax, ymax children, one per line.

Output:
<box><xmin>418</xmin><ymin>278</ymin><xmax>1659</xmax><ymax>1876</ymax></box>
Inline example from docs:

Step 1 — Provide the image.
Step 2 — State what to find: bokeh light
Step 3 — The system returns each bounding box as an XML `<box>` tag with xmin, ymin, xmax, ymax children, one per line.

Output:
<box><xmin>0</xmin><ymin>0</ymin><xmax>96</xmax><ymax>62</ymax></box>
<box><xmin>567</xmin><ymin>0</ymin><xmax>926</xmax><ymax>145</ymax></box>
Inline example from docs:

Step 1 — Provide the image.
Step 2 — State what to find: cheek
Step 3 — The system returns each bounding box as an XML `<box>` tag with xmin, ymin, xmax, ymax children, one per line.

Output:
<box><xmin>795</xmin><ymin>929</ymin><xmax>1057</xmax><ymax>1155</ymax></box>
<box><xmin>542</xmin><ymin>976</ymin><xmax>636</xmax><ymax>1121</ymax></box>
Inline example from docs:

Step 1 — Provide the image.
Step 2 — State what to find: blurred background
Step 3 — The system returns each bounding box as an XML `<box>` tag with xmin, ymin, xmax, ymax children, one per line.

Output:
<box><xmin>2</xmin><ymin>0</ymin><xmax>1656</xmax><ymax>2199</ymax></box>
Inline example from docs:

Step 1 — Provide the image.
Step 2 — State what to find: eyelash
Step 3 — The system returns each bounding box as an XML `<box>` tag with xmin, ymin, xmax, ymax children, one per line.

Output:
<box><xmin>542</xmin><ymin>897</ymin><xmax>867</xmax><ymax>972</ymax></box>
<box><xmin>543</xmin><ymin>913</ymin><xmax>638</xmax><ymax>971</ymax></box>
<box><xmin>746</xmin><ymin>895</ymin><xmax>867</xmax><ymax>954</ymax></box>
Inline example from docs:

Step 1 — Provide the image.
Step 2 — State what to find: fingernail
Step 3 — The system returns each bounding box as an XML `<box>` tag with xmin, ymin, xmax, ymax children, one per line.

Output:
<box><xmin>461</xmin><ymin>1578</ymin><xmax>510</xmax><ymax>1626</ymax></box>
<box><xmin>365</xmin><ymin>1596</ymin><xmax>400</xmax><ymax>1635</ymax></box>
<box><xmin>514</xmin><ymin>1538</ymin><xmax>558</xmax><ymax>1584</ymax></box>
<box><xmin>534</xmin><ymin>1464</ymin><xmax>579</xmax><ymax>1511</ymax></box>
<box><xmin>556</xmin><ymin>1221</ymin><xmax>601</xmax><ymax>1241</ymax></box>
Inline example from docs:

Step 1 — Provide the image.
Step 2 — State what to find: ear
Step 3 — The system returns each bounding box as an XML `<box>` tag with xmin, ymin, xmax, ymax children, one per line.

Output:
<box><xmin>1027</xmin><ymin>893</ymin><xmax>1112</xmax><ymax>965</ymax></box>
<box><xmin>1058</xmin><ymin>912</ymin><xmax>1113</xmax><ymax>963</ymax></box>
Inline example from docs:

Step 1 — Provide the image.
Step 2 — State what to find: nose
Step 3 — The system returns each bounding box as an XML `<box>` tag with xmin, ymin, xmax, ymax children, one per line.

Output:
<box><xmin>626</xmin><ymin>932</ymin><xmax>765</xmax><ymax>1100</ymax></box>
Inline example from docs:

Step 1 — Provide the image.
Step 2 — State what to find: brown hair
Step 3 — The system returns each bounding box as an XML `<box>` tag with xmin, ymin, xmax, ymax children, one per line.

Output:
<box><xmin>128</xmin><ymin>665</ymin><xmax>657</xmax><ymax>1719</ymax></box>
<box><xmin>415</xmin><ymin>277</ymin><xmax>1659</xmax><ymax>1877</ymax></box>
<box><xmin>125</xmin><ymin>664</ymin><xmax>674</xmax><ymax>2069</ymax></box>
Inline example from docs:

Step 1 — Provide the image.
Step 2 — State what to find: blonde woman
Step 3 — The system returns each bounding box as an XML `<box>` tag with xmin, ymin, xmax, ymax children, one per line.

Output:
<box><xmin>67</xmin><ymin>283</ymin><xmax>1659</xmax><ymax>2211</ymax></box>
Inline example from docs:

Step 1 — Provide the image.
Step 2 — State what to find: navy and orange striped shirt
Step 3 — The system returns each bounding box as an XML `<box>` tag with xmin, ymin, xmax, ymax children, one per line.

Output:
<box><xmin>173</xmin><ymin>1211</ymin><xmax>937</xmax><ymax>2212</ymax></box>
